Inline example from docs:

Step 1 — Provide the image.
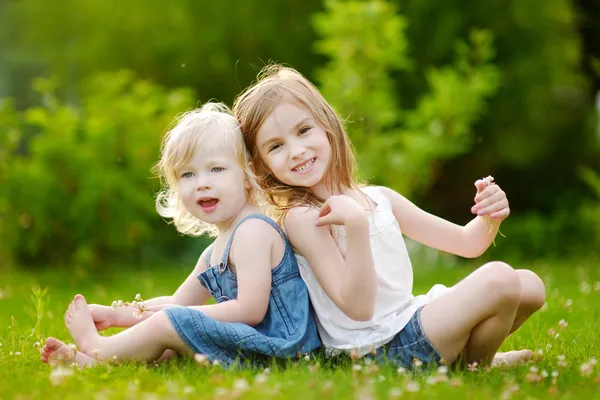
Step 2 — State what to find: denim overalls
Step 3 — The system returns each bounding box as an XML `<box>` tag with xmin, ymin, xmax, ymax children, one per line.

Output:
<box><xmin>165</xmin><ymin>214</ymin><xmax>322</xmax><ymax>367</ymax></box>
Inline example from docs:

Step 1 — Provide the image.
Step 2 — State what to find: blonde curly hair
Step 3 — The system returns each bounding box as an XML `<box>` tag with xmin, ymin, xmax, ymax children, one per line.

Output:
<box><xmin>155</xmin><ymin>102</ymin><xmax>262</xmax><ymax>237</ymax></box>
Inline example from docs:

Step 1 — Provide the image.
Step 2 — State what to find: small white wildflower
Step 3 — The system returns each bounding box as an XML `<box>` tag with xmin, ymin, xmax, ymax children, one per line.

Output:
<box><xmin>468</xmin><ymin>361</ymin><xmax>478</xmax><ymax>372</ymax></box>
<box><xmin>412</xmin><ymin>358</ymin><xmax>423</xmax><ymax>368</ymax></box>
<box><xmin>255</xmin><ymin>374</ymin><xmax>268</xmax><ymax>384</ymax></box>
<box><xmin>554</xmin><ymin>333</ymin><xmax>560</xmax><ymax>339</ymax></box>
<box><xmin>536</xmin><ymin>349</ymin><xmax>543</xmax><ymax>356</ymax></box>
<box><xmin>437</xmin><ymin>366</ymin><xmax>449</xmax><ymax>375</ymax></box>
<box><xmin>233</xmin><ymin>379</ymin><xmax>249</xmax><ymax>392</ymax></box>
<box><xmin>589</xmin><ymin>358</ymin><xmax>597</xmax><ymax>366</ymax></box>
<box><xmin>303</xmin><ymin>354</ymin><xmax>310</xmax><ymax>361</ymax></box>
<box><xmin>530</xmin><ymin>366</ymin><xmax>538</xmax><ymax>373</ymax></box>
<box><xmin>183</xmin><ymin>386</ymin><xmax>195</xmax><ymax>394</ymax></box>
<box><xmin>194</xmin><ymin>353</ymin><xmax>209</xmax><ymax>365</ymax></box>
<box><xmin>34</xmin><ymin>341</ymin><xmax>41</xmax><ymax>348</ymax></box>
<box><xmin>135</xmin><ymin>293</ymin><xmax>142</xmax><ymax>301</ymax></box>
<box><xmin>49</xmin><ymin>366</ymin><xmax>74</xmax><ymax>386</ymax></box>
<box><xmin>579</xmin><ymin>281</ymin><xmax>591</xmax><ymax>294</ymax></box>
<box><xmin>580</xmin><ymin>362</ymin><xmax>594</xmax><ymax>376</ymax></box>
<box><xmin>541</xmin><ymin>370</ymin><xmax>549</xmax><ymax>378</ymax></box>
<box><xmin>15</xmin><ymin>351</ymin><xmax>21</xmax><ymax>356</ymax></box>
<box><xmin>212</xmin><ymin>360</ymin><xmax>220</xmax><ymax>367</ymax></box>
<box><xmin>594</xmin><ymin>281</ymin><xmax>600</xmax><ymax>292</ymax></box>
<box><xmin>68</xmin><ymin>343</ymin><xmax>77</xmax><ymax>351</ymax></box>
<box><xmin>558</xmin><ymin>319</ymin><xmax>568</xmax><ymax>329</ymax></box>
<box><xmin>388</xmin><ymin>388</ymin><xmax>403</xmax><ymax>398</ymax></box>
<box><xmin>396</xmin><ymin>367</ymin><xmax>406</xmax><ymax>375</ymax></box>
<box><xmin>263</xmin><ymin>367</ymin><xmax>270</xmax><ymax>374</ymax></box>
<box><xmin>405</xmin><ymin>380</ymin><xmax>420</xmax><ymax>392</ymax></box>
<box><xmin>426</xmin><ymin>376</ymin><xmax>438</xmax><ymax>385</ymax></box>
<box><xmin>552</xmin><ymin>370</ymin><xmax>559</xmax><ymax>378</ymax></box>
<box><xmin>565</xmin><ymin>298</ymin><xmax>573</xmax><ymax>307</ymax></box>
<box><xmin>352</xmin><ymin>364</ymin><xmax>362</xmax><ymax>372</ymax></box>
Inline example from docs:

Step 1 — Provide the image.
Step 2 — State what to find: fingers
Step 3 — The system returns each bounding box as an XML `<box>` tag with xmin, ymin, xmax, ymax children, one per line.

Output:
<box><xmin>474</xmin><ymin>180</ymin><xmax>487</xmax><ymax>195</ymax></box>
<box><xmin>490</xmin><ymin>207</ymin><xmax>510</xmax><ymax>220</ymax></box>
<box><xmin>475</xmin><ymin>199</ymin><xmax>509</xmax><ymax>217</ymax></box>
<box><xmin>315</xmin><ymin>215</ymin><xmax>334</xmax><ymax>227</ymax></box>
<box><xmin>472</xmin><ymin>187</ymin><xmax>505</xmax><ymax>211</ymax></box>
<box><xmin>318</xmin><ymin>201</ymin><xmax>331</xmax><ymax>218</ymax></box>
<box><xmin>474</xmin><ymin>184</ymin><xmax>500</xmax><ymax>203</ymax></box>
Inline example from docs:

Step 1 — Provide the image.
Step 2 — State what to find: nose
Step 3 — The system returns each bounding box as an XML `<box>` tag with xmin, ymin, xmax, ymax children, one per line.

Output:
<box><xmin>195</xmin><ymin>174</ymin><xmax>211</xmax><ymax>191</ymax></box>
<box><xmin>288</xmin><ymin>139</ymin><xmax>306</xmax><ymax>159</ymax></box>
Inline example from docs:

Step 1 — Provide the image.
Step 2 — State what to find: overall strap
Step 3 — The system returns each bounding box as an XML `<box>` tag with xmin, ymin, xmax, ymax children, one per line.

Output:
<box><xmin>218</xmin><ymin>214</ymin><xmax>287</xmax><ymax>272</ymax></box>
<box><xmin>205</xmin><ymin>245</ymin><xmax>214</xmax><ymax>269</ymax></box>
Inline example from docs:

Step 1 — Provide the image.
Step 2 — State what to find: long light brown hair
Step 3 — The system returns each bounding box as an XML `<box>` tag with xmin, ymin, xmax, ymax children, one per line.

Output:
<box><xmin>232</xmin><ymin>65</ymin><xmax>362</xmax><ymax>218</ymax></box>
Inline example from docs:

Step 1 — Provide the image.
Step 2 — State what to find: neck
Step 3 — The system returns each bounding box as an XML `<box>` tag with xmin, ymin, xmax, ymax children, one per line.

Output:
<box><xmin>215</xmin><ymin>203</ymin><xmax>261</xmax><ymax>235</ymax></box>
<box><xmin>310</xmin><ymin>180</ymin><xmax>353</xmax><ymax>200</ymax></box>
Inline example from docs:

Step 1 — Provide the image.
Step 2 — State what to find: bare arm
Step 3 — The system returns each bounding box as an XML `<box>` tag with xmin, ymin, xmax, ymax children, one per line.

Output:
<box><xmin>92</xmin><ymin>248</ymin><xmax>213</xmax><ymax>328</ymax></box>
<box><xmin>381</xmin><ymin>185</ymin><xmax>506</xmax><ymax>258</ymax></box>
<box><xmin>285</xmin><ymin>203</ymin><xmax>376</xmax><ymax>322</ymax></box>
<box><xmin>188</xmin><ymin>218</ymin><xmax>278</xmax><ymax>325</ymax></box>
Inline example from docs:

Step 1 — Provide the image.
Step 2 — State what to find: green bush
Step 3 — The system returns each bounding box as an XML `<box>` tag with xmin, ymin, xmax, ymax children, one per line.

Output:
<box><xmin>313</xmin><ymin>0</ymin><xmax>500</xmax><ymax>197</ymax></box>
<box><xmin>0</xmin><ymin>71</ymin><xmax>197</xmax><ymax>267</ymax></box>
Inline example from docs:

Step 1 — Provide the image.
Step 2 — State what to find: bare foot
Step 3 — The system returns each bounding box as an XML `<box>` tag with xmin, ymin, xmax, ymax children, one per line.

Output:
<box><xmin>40</xmin><ymin>337</ymin><xmax>98</xmax><ymax>368</ymax></box>
<box><xmin>492</xmin><ymin>350</ymin><xmax>535</xmax><ymax>367</ymax></box>
<box><xmin>65</xmin><ymin>294</ymin><xmax>101</xmax><ymax>356</ymax></box>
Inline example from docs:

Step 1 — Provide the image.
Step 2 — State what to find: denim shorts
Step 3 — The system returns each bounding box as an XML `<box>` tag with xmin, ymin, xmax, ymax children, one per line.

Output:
<box><xmin>372</xmin><ymin>306</ymin><xmax>443</xmax><ymax>369</ymax></box>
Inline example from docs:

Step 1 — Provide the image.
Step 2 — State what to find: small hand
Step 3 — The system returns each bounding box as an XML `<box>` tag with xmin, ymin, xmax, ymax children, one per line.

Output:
<box><xmin>315</xmin><ymin>195</ymin><xmax>367</xmax><ymax>228</ymax></box>
<box><xmin>470</xmin><ymin>178</ymin><xmax>510</xmax><ymax>220</ymax></box>
<box><xmin>87</xmin><ymin>304</ymin><xmax>113</xmax><ymax>331</ymax></box>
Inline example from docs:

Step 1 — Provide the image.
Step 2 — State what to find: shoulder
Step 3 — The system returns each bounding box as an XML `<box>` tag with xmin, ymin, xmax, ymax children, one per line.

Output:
<box><xmin>233</xmin><ymin>216</ymin><xmax>283</xmax><ymax>248</ymax></box>
<box><xmin>283</xmin><ymin>206</ymin><xmax>320</xmax><ymax>233</ymax></box>
<box><xmin>375</xmin><ymin>185</ymin><xmax>407</xmax><ymax>204</ymax></box>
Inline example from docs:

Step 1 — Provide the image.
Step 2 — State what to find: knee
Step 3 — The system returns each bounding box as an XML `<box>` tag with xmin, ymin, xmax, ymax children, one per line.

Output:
<box><xmin>516</xmin><ymin>269</ymin><xmax>546</xmax><ymax>311</ymax></box>
<box><xmin>481</xmin><ymin>262</ymin><xmax>521</xmax><ymax>307</ymax></box>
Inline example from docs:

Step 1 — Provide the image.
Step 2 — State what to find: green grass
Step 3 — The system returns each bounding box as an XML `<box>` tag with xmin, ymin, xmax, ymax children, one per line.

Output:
<box><xmin>1</xmin><ymin>260</ymin><xmax>599</xmax><ymax>399</ymax></box>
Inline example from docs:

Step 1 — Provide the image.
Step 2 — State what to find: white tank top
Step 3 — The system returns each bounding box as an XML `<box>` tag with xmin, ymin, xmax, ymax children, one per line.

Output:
<box><xmin>295</xmin><ymin>186</ymin><xmax>449</xmax><ymax>356</ymax></box>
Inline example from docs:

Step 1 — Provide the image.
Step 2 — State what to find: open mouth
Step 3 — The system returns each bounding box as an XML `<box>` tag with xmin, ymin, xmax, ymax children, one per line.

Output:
<box><xmin>293</xmin><ymin>158</ymin><xmax>315</xmax><ymax>173</ymax></box>
<box><xmin>197</xmin><ymin>198</ymin><xmax>219</xmax><ymax>213</ymax></box>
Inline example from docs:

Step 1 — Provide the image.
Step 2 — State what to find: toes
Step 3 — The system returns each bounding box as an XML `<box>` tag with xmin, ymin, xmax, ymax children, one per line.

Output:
<box><xmin>73</xmin><ymin>294</ymin><xmax>88</xmax><ymax>311</ymax></box>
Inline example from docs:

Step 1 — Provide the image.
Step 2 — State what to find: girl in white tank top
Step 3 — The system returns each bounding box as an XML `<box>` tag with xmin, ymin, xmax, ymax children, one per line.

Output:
<box><xmin>233</xmin><ymin>65</ymin><xmax>546</xmax><ymax>368</ymax></box>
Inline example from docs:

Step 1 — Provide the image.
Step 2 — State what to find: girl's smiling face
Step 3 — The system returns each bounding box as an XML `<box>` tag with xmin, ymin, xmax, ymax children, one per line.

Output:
<box><xmin>256</xmin><ymin>102</ymin><xmax>332</xmax><ymax>196</ymax></box>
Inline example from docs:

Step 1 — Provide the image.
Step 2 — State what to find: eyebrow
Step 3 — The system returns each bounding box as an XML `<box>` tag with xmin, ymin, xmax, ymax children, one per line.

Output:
<box><xmin>260</xmin><ymin>117</ymin><xmax>312</xmax><ymax>151</ymax></box>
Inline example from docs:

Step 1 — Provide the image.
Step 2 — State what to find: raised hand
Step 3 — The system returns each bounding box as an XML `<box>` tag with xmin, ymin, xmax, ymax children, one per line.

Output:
<box><xmin>471</xmin><ymin>176</ymin><xmax>510</xmax><ymax>221</ymax></box>
<box><xmin>315</xmin><ymin>195</ymin><xmax>367</xmax><ymax>228</ymax></box>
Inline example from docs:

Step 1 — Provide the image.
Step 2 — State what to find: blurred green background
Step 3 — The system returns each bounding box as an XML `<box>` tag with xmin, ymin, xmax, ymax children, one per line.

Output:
<box><xmin>0</xmin><ymin>0</ymin><xmax>599</xmax><ymax>270</ymax></box>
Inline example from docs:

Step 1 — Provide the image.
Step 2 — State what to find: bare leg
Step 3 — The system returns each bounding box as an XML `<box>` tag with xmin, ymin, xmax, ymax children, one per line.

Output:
<box><xmin>40</xmin><ymin>337</ymin><xmax>98</xmax><ymax>368</ymax></box>
<box><xmin>419</xmin><ymin>262</ymin><xmax>522</xmax><ymax>366</ymax></box>
<box><xmin>65</xmin><ymin>294</ymin><xmax>193</xmax><ymax>363</ymax></box>
<box><xmin>509</xmin><ymin>269</ymin><xmax>546</xmax><ymax>334</ymax></box>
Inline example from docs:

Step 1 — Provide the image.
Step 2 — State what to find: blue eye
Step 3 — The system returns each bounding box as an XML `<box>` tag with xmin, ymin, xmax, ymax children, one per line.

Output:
<box><xmin>211</xmin><ymin>167</ymin><xmax>224</xmax><ymax>173</ymax></box>
<box><xmin>181</xmin><ymin>172</ymin><xmax>194</xmax><ymax>179</ymax></box>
